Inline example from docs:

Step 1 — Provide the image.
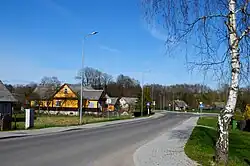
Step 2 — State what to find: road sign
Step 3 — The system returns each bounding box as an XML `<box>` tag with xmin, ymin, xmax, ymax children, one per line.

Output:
<box><xmin>199</xmin><ymin>102</ymin><xmax>204</xmax><ymax>108</ymax></box>
<box><xmin>146</xmin><ymin>102</ymin><xmax>150</xmax><ymax>106</ymax></box>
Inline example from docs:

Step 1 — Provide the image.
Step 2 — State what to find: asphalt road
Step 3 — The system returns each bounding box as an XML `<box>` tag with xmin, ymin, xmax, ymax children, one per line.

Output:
<box><xmin>0</xmin><ymin>113</ymin><xmax>193</xmax><ymax>166</ymax></box>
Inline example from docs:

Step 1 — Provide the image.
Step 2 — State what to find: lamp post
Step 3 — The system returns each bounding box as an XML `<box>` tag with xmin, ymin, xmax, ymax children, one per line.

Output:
<box><xmin>80</xmin><ymin>31</ymin><xmax>98</xmax><ymax>124</ymax></box>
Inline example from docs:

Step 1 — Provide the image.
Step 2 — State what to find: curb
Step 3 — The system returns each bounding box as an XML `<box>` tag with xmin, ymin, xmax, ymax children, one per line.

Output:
<box><xmin>0</xmin><ymin>134</ymin><xmax>30</xmax><ymax>140</ymax></box>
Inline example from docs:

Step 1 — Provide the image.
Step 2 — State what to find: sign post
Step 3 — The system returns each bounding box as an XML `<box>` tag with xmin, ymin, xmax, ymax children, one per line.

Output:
<box><xmin>25</xmin><ymin>109</ymin><xmax>34</xmax><ymax>129</ymax></box>
<box><xmin>146</xmin><ymin>102</ymin><xmax>150</xmax><ymax>115</ymax></box>
<box><xmin>199</xmin><ymin>102</ymin><xmax>204</xmax><ymax>113</ymax></box>
<box><xmin>106</xmin><ymin>98</ymin><xmax>112</xmax><ymax>119</ymax></box>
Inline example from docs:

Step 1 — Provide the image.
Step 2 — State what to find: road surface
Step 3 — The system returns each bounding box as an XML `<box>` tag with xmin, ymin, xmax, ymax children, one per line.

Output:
<box><xmin>0</xmin><ymin>113</ymin><xmax>193</xmax><ymax>166</ymax></box>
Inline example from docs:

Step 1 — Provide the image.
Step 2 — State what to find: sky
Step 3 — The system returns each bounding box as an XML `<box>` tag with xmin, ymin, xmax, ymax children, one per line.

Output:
<box><xmin>0</xmin><ymin>0</ymin><xmax>218</xmax><ymax>88</ymax></box>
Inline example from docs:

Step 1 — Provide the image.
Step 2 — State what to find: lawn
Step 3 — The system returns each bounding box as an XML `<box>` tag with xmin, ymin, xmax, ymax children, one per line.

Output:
<box><xmin>11</xmin><ymin>114</ymin><xmax>132</xmax><ymax>130</ymax></box>
<box><xmin>197</xmin><ymin>116</ymin><xmax>218</xmax><ymax>128</ymax></box>
<box><xmin>185</xmin><ymin>117</ymin><xmax>250</xmax><ymax>166</ymax></box>
<box><xmin>187</xmin><ymin>109</ymin><xmax>221</xmax><ymax>113</ymax></box>
<box><xmin>169</xmin><ymin>109</ymin><xmax>220</xmax><ymax>113</ymax></box>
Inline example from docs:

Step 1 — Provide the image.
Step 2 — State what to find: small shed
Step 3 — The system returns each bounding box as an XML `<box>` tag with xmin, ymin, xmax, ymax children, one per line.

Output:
<box><xmin>174</xmin><ymin>99</ymin><xmax>188</xmax><ymax>111</ymax></box>
<box><xmin>0</xmin><ymin>81</ymin><xmax>17</xmax><ymax>117</ymax></box>
<box><xmin>107</xmin><ymin>97</ymin><xmax>119</xmax><ymax>111</ymax></box>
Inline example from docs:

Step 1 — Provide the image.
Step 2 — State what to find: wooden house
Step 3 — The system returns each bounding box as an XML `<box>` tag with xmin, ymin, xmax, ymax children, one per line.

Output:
<box><xmin>0</xmin><ymin>80</ymin><xmax>17</xmax><ymax>117</ymax></box>
<box><xmin>105</xmin><ymin>95</ymin><xmax>119</xmax><ymax>111</ymax></box>
<box><xmin>29</xmin><ymin>83</ymin><xmax>107</xmax><ymax>115</ymax></box>
<box><xmin>119</xmin><ymin>97</ymin><xmax>138</xmax><ymax>112</ymax></box>
<box><xmin>173</xmin><ymin>99</ymin><xmax>188</xmax><ymax>111</ymax></box>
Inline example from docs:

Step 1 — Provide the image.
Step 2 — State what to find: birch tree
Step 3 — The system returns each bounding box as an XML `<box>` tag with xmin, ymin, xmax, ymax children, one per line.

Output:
<box><xmin>142</xmin><ymin>0</ymin><xmax>250</xmax><ymax>164</ymax></box>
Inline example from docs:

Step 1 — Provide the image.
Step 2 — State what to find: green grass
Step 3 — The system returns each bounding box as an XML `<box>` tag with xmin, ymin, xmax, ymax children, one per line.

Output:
<box><xmin>185</xmin><ymin>117</ymin><xmax>250</xmax><ymax>166</ymax></box>
<box><xmin>186</xmin><ymin>109</ymin><xmax>221</xmax><ymax>113</ymax></box>
<box><xmin>11</xmin><ymin>115</ymin><xmax>132</xmax><ymax>130</ymax></box>
<box><xmin>197</xmin><ymin>117</ymin><xmax>218</xmax><ymax>128</ymax></box>
<box><xmin>169</xmin><ymin>109</ymin><xmax>220</xmax><ymax>113</ymax></box>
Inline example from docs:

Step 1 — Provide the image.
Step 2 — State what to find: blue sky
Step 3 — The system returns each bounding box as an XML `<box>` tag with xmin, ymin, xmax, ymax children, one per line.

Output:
<box><xmin>0</xmin><ymin>0</ymin><xmax>217</xmax><ymax>87</ymax></box>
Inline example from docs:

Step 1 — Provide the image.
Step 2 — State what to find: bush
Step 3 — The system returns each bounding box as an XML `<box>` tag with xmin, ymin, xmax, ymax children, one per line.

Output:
<box><xmin>234</xmin><ymin>113</ymin><xmax>244</xmax><ymax>121</ymax></box>
<box><xmin>243</xmin><ymin>105</ymin><xmax>250</xmax><ymax>131</ymax></box>
<box><xmin>244</xmin><ymin>104</ymin><xmax>250</xmax><ymax>120</ymax></box>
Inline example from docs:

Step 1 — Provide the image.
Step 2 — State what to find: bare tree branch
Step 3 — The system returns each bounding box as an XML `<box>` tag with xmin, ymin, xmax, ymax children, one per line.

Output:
<box><xmin>186</xmin><ymin>14</ymin><xmax>227</xmax><ymax>27</ymax></box>
<box><xmin>239</xmin><ymin>25</ymin><xmax>250</xmax><ymax>40</ymax></box>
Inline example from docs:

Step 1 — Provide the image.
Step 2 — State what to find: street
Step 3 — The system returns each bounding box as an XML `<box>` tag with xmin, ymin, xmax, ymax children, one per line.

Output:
<box><xmin>0</xmin><ymin>113</ymin><xmax>193</xmax><ymax>166</ymax></box>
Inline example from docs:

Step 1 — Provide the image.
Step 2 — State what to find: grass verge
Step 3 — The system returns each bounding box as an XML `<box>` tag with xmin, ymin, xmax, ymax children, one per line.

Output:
<box><xmin>168</xmin><ymin>109</ymin><xmax>220</xmax><ymax>113</ymax></box>
<box><xmin>11</xmin><ymin>115</ymin><xmax>132</xmax><ymax>130</ymax></box>
<box><xmin>185</xmin><ymin>117</ymin><xmax>250</xmax><ymax>166</ymax></box>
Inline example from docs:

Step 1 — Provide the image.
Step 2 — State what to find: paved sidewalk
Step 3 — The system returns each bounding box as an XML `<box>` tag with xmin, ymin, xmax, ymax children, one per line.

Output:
<box><xmin>133</xmin><ymin>116</ymin><xmax>199</xmax><ymax>166</ymax></box>
<box><xmin>0</xmin><ymin>112</ymin><xmax>165</xmax><ymax>139</ymax></box>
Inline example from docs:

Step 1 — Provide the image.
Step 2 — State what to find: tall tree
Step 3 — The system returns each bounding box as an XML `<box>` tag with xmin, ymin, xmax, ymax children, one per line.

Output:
<box><xmin>13</xmin><ymin>83</ymin><xmax>37</xmax><ymax>106</ymax></box>
<box><xmin>40</xmin><ymin>76</ymin><xmax>61</xmax><ymax>88</ymax></box>
<box><xmin>76</xmin><ymin>67</ymin><xmax>113</xmax><ymax>89</ymax></box>
<box><xmin>102</xmin><ymin>73</ymin><xmax>113</xmax><ymax>86</ymax></box>
<box><xmin>136</xmin><ymin>86</ymin><xmax>152</xmax><ymax>111</ymax></box>
<box><xmin>142</xmin><ymin>0</ymin><xmax>250</xmax><ymax>163</ymax></box>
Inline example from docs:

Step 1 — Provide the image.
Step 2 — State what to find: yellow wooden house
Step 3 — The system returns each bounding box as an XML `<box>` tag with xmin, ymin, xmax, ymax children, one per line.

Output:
<box><xmin>30</xmin><ymin>83</ymin><xmax>106</xmax><ymax>115</ymax></box>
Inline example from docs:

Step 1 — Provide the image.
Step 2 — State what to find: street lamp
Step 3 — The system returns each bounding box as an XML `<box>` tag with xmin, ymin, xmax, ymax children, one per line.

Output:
<box><xmin>80</xmin><ymin>31</ymin><xmax>98</xmax><ymax>124</ymax></box>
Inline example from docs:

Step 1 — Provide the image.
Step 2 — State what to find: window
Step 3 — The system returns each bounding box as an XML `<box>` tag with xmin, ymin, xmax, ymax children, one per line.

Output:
<box><xmin>33</xmin><ymin>101</ymin><xmax>39</xmax><ymax>107</ymax></box>
<box><xmin>64</xmin><ymin>88</ymin><xmax>68</xmax><ymax>94</ymax></box>
<box><xmin>56</xmin><ymin>100</ymin><xmax>61</xmax><ymax>107</ymax></box>
<box><xmin>45</xmin><ymin>101</ymin><xmax>51</xmax><ymax>107</ymax></box>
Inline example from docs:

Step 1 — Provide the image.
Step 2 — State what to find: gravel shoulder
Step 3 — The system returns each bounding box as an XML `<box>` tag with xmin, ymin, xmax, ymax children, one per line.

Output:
<box><xmin>133</xmin><ymin>117</ymin><xmax>199</xmax><ymax>166</ymax></box>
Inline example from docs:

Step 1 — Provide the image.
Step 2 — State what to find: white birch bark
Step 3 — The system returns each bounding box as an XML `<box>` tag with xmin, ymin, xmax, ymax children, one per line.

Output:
<box><xmin>215</xmin><ymin>0</ymin><xmax>240</xmax><ymax>163</ymax></box>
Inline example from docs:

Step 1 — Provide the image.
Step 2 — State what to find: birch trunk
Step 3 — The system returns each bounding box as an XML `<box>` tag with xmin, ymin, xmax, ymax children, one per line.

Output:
<box><xmin>215</xmin><ymin>0</ymin><xmax>240</xmax><ymax>164</ymax></box>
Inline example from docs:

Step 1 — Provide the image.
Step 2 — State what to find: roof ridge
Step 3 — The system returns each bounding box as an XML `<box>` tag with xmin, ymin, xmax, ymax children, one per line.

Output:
<box><xmin>0</xmin><ymin>80</ymin><xmax>17</xmax><ymax>102</ymax></box>
<box><xmin>83</xmin><ymin>89</ymin><xmax>103</xmax><ymax>91</ymax></box>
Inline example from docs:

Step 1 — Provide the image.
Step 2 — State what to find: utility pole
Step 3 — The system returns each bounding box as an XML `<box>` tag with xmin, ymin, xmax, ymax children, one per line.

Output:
<box><xmin>151</xmin><ymin>85</ymin><xmax>154</xmax><ymax>111</ymax></box>
<box><xmin>140</xmin><ymin>70</ymin><xmax>151</xmax><ymax>116</ymax></box>
<box><xmin>163</xmin><ymin>87</ymin><xmax>166</xmax><ymax>110</ymax></box>
<box><xmin>159</xmin><ymin>94</ymin><xmax>161</xmax><ymax>110</ymax></box>
<box><xmin>141</xmin><ymin>73</ymin><xmax>144</xmax><ymax>117</ymax></box>
<box><xmin>172</xmin><ymin>91</ymin><xmax>175</xmax><ymax>111</ymax></box>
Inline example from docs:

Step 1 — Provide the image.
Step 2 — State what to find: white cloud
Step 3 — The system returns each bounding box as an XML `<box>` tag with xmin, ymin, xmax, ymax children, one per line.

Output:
<box><xmin>149</xmin><ymin>27</ymin><xmax>168</xmax><ymax>41</ymax></box>
<box><xmin>99</xmin><ymin>45</ymin><xmax>121</xmax><ymax>53</ymax></box>
<box><xmin>143</xmin><ymin>21</ymin><xmax>178</xmax><ymax>44</ymax></box>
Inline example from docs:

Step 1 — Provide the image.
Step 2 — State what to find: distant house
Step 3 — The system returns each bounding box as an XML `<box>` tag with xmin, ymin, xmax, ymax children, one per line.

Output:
<box><xmin>119</xmin><ymin>97</ymin><xmax>138</xmax><ymax>112</ymax></box>
<box><xmin>29</xmin><ymin>83</ymin><xmax>107</xmax><ymax>115</ymax></box>
<box><xmin>82</xmin><ymin>88</ymin><xmax>106</xmax><ymax>115</ymax></box>
<box><xmin>212</xmin><ymin>102</ymin><xmax>225</xmax><ymax>110</ymax></box>
<box><xmin>0</xmin><ymin>81</ymin><xmax>17</xmax><ymax>117</ymax></box>
<box><xmin>173</xmin><ymin>99</ymin><xmax>188</xmax><ymax>111</ymax></box>
<box><xmin>105</xmin><ymin>95</ymin><xmax>119</xmax><ymax>111</ymax></box>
